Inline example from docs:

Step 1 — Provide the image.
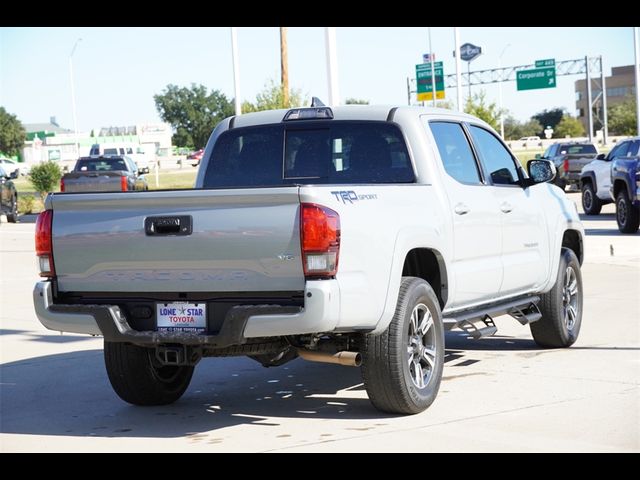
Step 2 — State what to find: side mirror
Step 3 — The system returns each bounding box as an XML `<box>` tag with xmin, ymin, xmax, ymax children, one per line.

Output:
<box><xmin>527</xmin><ymin>159</ymin><xmax>556</xmax><ymax>185</ymax></box>
<box><xmin>596</xmin><ymin>153</ymin><xmax>606</xmax><ymax>160</ymax></box>
<box><xmin>534</xmin><ymin>153</ymin><xmax>542</xmax><ymax>159</ymax></box>
<box><xmin>9</xmin><ymin>170</ymin><xmax>19</xmax><ymax>179</ymax></box>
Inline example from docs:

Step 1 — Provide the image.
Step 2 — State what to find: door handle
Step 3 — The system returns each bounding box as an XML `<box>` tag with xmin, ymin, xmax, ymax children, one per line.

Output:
<box><xmin>500</xmin><ymin>202</ymin><xmax>513</xmax><ymax>213</ymax></box>
<box><xmin>454</xmin><ymin>204</ymin><xmax>470</xmax><ymax>215</ymax></box>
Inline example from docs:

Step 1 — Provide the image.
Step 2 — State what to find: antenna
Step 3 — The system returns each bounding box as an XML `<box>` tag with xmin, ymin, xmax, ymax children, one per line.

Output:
<box><xmin>310</xmin><ymin>97</ymin><xmax>326</xmax><ymax>107</ymax></box>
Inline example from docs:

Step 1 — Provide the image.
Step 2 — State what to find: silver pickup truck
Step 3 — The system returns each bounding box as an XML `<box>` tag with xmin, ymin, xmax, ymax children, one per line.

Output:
<box><xmin>61</xmin><ymin>156</ymin><xmax>148</xmax><ymax>193</ymax></box>
<box><xmin>33</xmin><ymin>105</ymin><xmax>584</xmax><ymax>415</ymax></box>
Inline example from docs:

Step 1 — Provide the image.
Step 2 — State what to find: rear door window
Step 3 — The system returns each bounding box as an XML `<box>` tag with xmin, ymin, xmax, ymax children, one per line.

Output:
<box><xmin>429</xmin><ymin>121</ymin><xmax>482</xmax><ymax>185</ymax></box>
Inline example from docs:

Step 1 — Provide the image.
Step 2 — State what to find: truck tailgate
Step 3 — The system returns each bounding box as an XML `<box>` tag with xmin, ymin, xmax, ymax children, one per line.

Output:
<box><xmin>567</xmin><ymin>155</ymin><xmax>597</xmax><ymax>173</ymax></box>
<box><xmin>62</xmin><ymin>171</ymin><xmax>125</xmax><ymax>192</ymax></box>
<box><xmin>49</xmin><ymin>188</ymin><xmax>304</xmax><ymax>293</ymax></box>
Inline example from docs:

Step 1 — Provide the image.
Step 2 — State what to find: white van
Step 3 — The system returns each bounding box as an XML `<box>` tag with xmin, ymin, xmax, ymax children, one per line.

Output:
<box><xmin>89</xmin><ymin>143</ymin><xmax>150</xmax><ymax>173</ymax></box>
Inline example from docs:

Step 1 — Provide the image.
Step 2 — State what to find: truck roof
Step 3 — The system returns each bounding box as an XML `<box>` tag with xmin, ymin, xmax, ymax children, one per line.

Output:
<box><xmin>231</xmin><ymin>105</ymin><xmax>485</xmax><ymax>129</ymax></box>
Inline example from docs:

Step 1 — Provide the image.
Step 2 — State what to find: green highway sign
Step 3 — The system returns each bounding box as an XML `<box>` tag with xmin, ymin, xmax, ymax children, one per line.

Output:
<box><xmin>535</xmin><ymin>58</ymin><xmax>555</xmax><ymax>68</ymax></box>
<box><xmin>517</xmin><ymin>67</ymin><xmax>556</xmax><ymax>91</ymax></box>
<box><xmin>416</xmin><ymin>62</ymin><xmax>445</xmax><ymax>101</ymax></box>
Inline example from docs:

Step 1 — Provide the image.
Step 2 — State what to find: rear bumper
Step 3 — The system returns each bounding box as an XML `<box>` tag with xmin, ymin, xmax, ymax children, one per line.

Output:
<box><xmin>33</xmin><ymin>280</ymin><xmax>340</xmax><ymax>345</ymax></box>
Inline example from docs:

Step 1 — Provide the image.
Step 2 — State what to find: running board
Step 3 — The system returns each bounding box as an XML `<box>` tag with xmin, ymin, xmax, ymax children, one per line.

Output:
<box><xmin>443</xmin><ymin>296</ymin><xmax>541</xmax><ymax>336</ymax></box>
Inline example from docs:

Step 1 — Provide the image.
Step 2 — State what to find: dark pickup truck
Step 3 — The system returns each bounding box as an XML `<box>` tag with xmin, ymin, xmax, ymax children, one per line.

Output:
<box><xmin>611</xmin><ymin>136</ymin><xmax>640</xmax><ymax>233</ymax></box>
<box><xmin>61</xmin><ymin>156</ymin><xmax>148</xmax><ymax>193</ymax></box>
<box><xmin>540</xmin><ymin>142</ymin><xmax>598</xmax><ymax>191</ymax></box>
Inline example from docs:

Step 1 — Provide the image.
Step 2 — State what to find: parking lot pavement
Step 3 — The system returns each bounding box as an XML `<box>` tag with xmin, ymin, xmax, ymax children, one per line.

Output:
<box><xmin>0</xmin><ymin>192</ymin><xmax>638</xmax><ymax>452</ymax></box>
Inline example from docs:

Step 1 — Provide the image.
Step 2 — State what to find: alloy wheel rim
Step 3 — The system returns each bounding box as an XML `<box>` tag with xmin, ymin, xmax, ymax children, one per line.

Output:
<box><xmin>562</xmin><ymin>266</ymin><xmax>579</xmax><ymax>331</ymax></box>
<box><xmin>583</xmin><ymin>190</ymin><xmax>593</xmax><ymax>211</ymax></box>
<box><xmin>407</xmin><ymin>303</ymin><xmax>436</xmax><ymax>389</ymax></box>
<box><xmin>618</xmin><ymin>198</ymin><xmax>627</xmax><ymax>225</ymax></box>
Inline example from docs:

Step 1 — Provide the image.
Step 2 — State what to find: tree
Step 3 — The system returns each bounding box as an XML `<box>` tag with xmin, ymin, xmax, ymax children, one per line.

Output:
<box><xmin>154</xmin><ymin>84</ymin><xmax>234</xmax><ymax>149</ymax></box>
<box><xmin>464</xmin><ymin>90</ymin><xmax>503</xmax><ymax>131</ymax></box>
<box><xmin>608</xmin><ymin>96</ymin><xmax>637</xmax><ymax>136</ymax></box>
<box><xmin>345</xmin><ymin>98</ymin><xmax>369</xmax><ymax>105</ymax></box>
<box><xmin>503</xmin><ymin>116</ymin><xmax>542</xmax><ymax>140</ymax></box>
<box><xmin>242</xmin><ymin>78</ymin><xmax>305</xmax><ymax>113</ymax></box>
<box><xmin>554</xmin><ymin>115</ymin><xmax>585</xmax><ymax>138</ymax></box>
<box><xmin>531</xmin><ymin>108</ymin><xmax>564</xmax><ymax>133</ymax></box>
<box><xmin>0</xmin><ymin>107</ymin><xmax>26</xmax><ymax>157</ymax></box>
<box><xmin>29</xmin><ymin>161</ymin><xmax>62</xmax><ymax>199</ymax></box>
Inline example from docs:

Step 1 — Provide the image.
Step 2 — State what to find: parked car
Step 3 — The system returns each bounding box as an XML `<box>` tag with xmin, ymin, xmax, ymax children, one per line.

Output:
<box><xmin>580</xmin><ymin>137</ymin><xmax>640</xmax><ymax>216</ymax></box>
<box><xmin>0</xmin><ymin>158</ymin><xmax>22</xmax><ymax>177</ymax></box>
<box><xmin>33</xmin><ymin>105</ymin><xmax>584</xmax><ymax>415</ymax></box>
<box><xmin>610</xmin><ymin>137</ymin><xmax>640</xmax><ymax>233</ymax></box>
<box><xmin>0</xmin><ymin>165</ymin><xmax>18</xmax><ymax>224</ymax></box>
<box><xmin>60</xmin><ymin>156</ymin><xmax>148</xmax><ymax>193</ymax></box>
<box><xmin>188</xmin><ymin>148</ymin><xmax>205</xmax><ymax>167</ymax></box>
<box><xmin>539</xmin><ymin>141</ymin><xmax>598</xmax><ymax>190</ymax></box>
<box><xmin>518</xmin><ymin>136</ymin><xmax>541</xmax><ymax>148</ymax></box>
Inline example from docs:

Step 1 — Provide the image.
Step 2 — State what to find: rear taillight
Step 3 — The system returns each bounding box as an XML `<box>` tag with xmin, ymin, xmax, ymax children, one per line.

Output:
<box><xmin>300</xmin><ymin>203</ymin><xmax>340</xmax><ymax>278</ymax></box>
<box><xmin>35</xmin><ymin>210</ymin><xmax>55</xmax><ymax>277</ymax></box>
<box><xmin>120</xmin><ymin>176</ymin><xmax>128</xmax><ymax>191</ymax></box>
<box><xmin>563</xmin><ymin>157</ymin><xmax>569</xmax><ymax>173</ymax></box>
<box><xmin>60</xmin><ymin>178</ymin><xmax>65</xmax><ymax>192</ymax></box>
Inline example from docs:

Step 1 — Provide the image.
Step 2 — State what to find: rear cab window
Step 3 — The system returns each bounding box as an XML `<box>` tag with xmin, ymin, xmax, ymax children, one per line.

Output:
<box><xmin>75</xmin><ymin>158</ymin><xmax>128</xmax><ymax>172</ymax></box>
<box><xmin>202</xmin><ymin>121</ymin><xmax>415</xmax><ymax>188</ymax></box>
<box><xmin>558</xmin><ymin>144</ymin><xmax>597</xmax><ymax>155</ymax></box>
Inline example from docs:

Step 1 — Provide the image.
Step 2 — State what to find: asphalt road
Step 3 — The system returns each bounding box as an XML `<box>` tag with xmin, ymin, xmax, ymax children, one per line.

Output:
<box><xmin>1</xmin><ymin>192</ymin><xmax>638</xmax><ymax>452</ymax></box>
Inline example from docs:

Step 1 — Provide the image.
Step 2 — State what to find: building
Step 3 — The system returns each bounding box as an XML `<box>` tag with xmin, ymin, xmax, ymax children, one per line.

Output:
<box><xmin>575</xmin><ymin>65</ymin><xmax>637</xmax><ymax>134</ymax></box>
<box><xmin>21</xmin><ymin>117</ymin><xmax>172</xmax><ymax>171</ymax></box>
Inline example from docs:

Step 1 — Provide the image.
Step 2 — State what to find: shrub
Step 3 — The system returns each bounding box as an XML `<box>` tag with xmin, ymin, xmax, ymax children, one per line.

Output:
<box><xmin>29</xmin><ymin>162</ymin><xmax>62</xmax><ymax>198</ymax></box>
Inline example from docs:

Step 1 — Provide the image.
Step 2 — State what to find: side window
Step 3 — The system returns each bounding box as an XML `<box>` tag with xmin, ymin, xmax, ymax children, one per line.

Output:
<box><xmin>542</xmin><ymin>145</ymin><xmax>553</xmax><ymax>158</ymax></box>
<box><xmin>626</xmin><ymin>141</ymin><xmax>639</xmax><ymax>157</ymax></box>
<box><xmin>469</xmin><ymin>125</ymin><xmax>520</xmax><ymax>186</ymax></box>
<box><xmin>608</xmin><ymin>141</ymin><xmax>629</xmax><ymax>160</ymax></box>
<box><xmin>429</xmin><ymin>122</ymin><xmax>482</xmax><ymax>185</ymax></box>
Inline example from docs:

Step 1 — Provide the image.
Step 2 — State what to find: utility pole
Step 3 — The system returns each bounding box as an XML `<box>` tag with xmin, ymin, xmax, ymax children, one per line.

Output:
<box><xmin>498</xmin><ymin>44</ymin><xmax>511</xmax><ymax>139</ymax></box>
<box><xmin>585</xmin><ymin>55</ymin><xmax>594</xmax><ymax>142</ymax></box>
<box><xmin>428</xmin><ymin>27</ymin><xmax>436</xmax><ymax>107</ymax></box>
<box><xmin>280</xmin><ymin>27</ymin><xmax>289</xmax><ymax>107</ymax></box>
<box><xmin>600</xmin><ymin>55</ymin><xmax>608</xmax><ymax>145</ymax></box>
<box><xmin>230</xmin><ymin>27</ymin><xmax>241</xmax><ymax>116</ymax></box>
<box><xmin>325</xmin><ymin>27</ymin><xmax>340</xmax><ymax>106</ymax></box>
<box><xmin>635</xmin><ymin>27</ymin><xmax>640</xmax><ymax>136</ymax></box>
<box><xmin>454</xmin><ymin>27</ymin><xmax>462</xmax><ymax>112</ymax></box>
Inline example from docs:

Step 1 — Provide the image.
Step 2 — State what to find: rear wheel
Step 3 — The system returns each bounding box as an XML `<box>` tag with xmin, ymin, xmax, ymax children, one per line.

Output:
<box><xmin>616</xmin><ymin>190</ymin><xmax>640</xmax><ymax>233</ymax></box>
<box><xmin>361</xmin><ymin>277</ymin><xmax>444</xmax><ymax>414</ymax></box>
<box><xmin>104</xmin><ymin>341</ymin><xmax>194</xmax><ymax>406</ymax></box>
<box><xmin>581</xmin><ymin>183</ymin><xmax>602</xmax><ymax>215</ymax></box>
<box><xmin>531</xmin><ymin>248</ymin><xmax>583</xmax><ymax>347</ymax></box>
<box><xmin>6</xmin><ymin>195</ymin><xmax>17</xmax><ymax>223</ymax></box>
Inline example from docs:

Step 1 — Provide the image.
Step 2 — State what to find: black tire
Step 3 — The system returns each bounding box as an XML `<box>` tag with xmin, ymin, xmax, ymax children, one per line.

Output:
<box><xmin>555</xmin><ymin>177</ymin><xmax>567</xmax><ymax>191</ymax></box>
<box><xmin>104</xmin><ymin>341</ymin><xmax>194</xmax><ymax>406</ymax></box>
<box><xmin>531</xmin><ymin>248</ymin><xmax>583</xmax><ymax>348</ymax></box>
<box><xmin>6</xmin><ymin>195</ymin><xmax>18</xmax><ymax>223</ymax></box>
<box><xmin>615</xmin><ymin>190</ymin><xmax>640</xmax><ymax>233</ymax></box>
<box><xmin>361</xmin><ymin>277</ymin><xmax>444</xmax><ymax>415</ymax></box>
<box><xmin>581</xmin><ymin>183</ymin><xmax>602</xmax><ymax>215</ymax></box>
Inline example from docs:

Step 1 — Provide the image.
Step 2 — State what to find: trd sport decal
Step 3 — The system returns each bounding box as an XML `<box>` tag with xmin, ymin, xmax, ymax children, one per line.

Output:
<box><xmin>331</xmin><ymin>190</ymin><xmax>378</xmax><ymax>204</ymax></box>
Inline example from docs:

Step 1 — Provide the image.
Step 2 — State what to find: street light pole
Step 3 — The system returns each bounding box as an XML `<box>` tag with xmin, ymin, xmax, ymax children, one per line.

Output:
<box><xmin>428</xmin><ymin>27</ymin><xmax>436</xmax><ymax>107</ymax></box>
<box><xmin>230</xmin><ymin>27</ymin><xmax>241</xmax><ymax>116</ymax></box>
<box><xmin>69</xmin><ymin>38</ymin><xmax>82</xmax><ymax>158</ymax></box>
<box><xmin>454</xmin><ymin>27</ymin><xmax>462</xmax><ymax>112</ymax></box>
<box><xmin>498</xmin><ymin>43</ymin><xmax>511</xmax><ymax>139</ymax></box>
<box><xmin>325</xmin><ymin>27</ymin><xmax>340</xmax><ymax>106</ymax></box>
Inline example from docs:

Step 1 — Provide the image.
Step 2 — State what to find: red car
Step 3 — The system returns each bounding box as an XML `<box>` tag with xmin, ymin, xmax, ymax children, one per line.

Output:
<box><xmin>188</xmin><ymin>148</ymin><xmax>205</xmax><ymax>167</ymax></box>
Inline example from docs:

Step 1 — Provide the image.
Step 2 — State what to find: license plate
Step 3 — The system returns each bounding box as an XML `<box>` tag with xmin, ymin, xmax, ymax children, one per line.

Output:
<box><xmin>156</xmin><ymin>302</ymin><xmax>206</xmax><ymax>333</ymax></box>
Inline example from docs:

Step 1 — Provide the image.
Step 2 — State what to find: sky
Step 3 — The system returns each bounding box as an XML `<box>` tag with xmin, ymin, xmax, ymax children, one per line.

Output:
<box><xmin>0</xmin><ymin>27</ymin><xmax>635</xmax><ymax>132</ymax></box>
